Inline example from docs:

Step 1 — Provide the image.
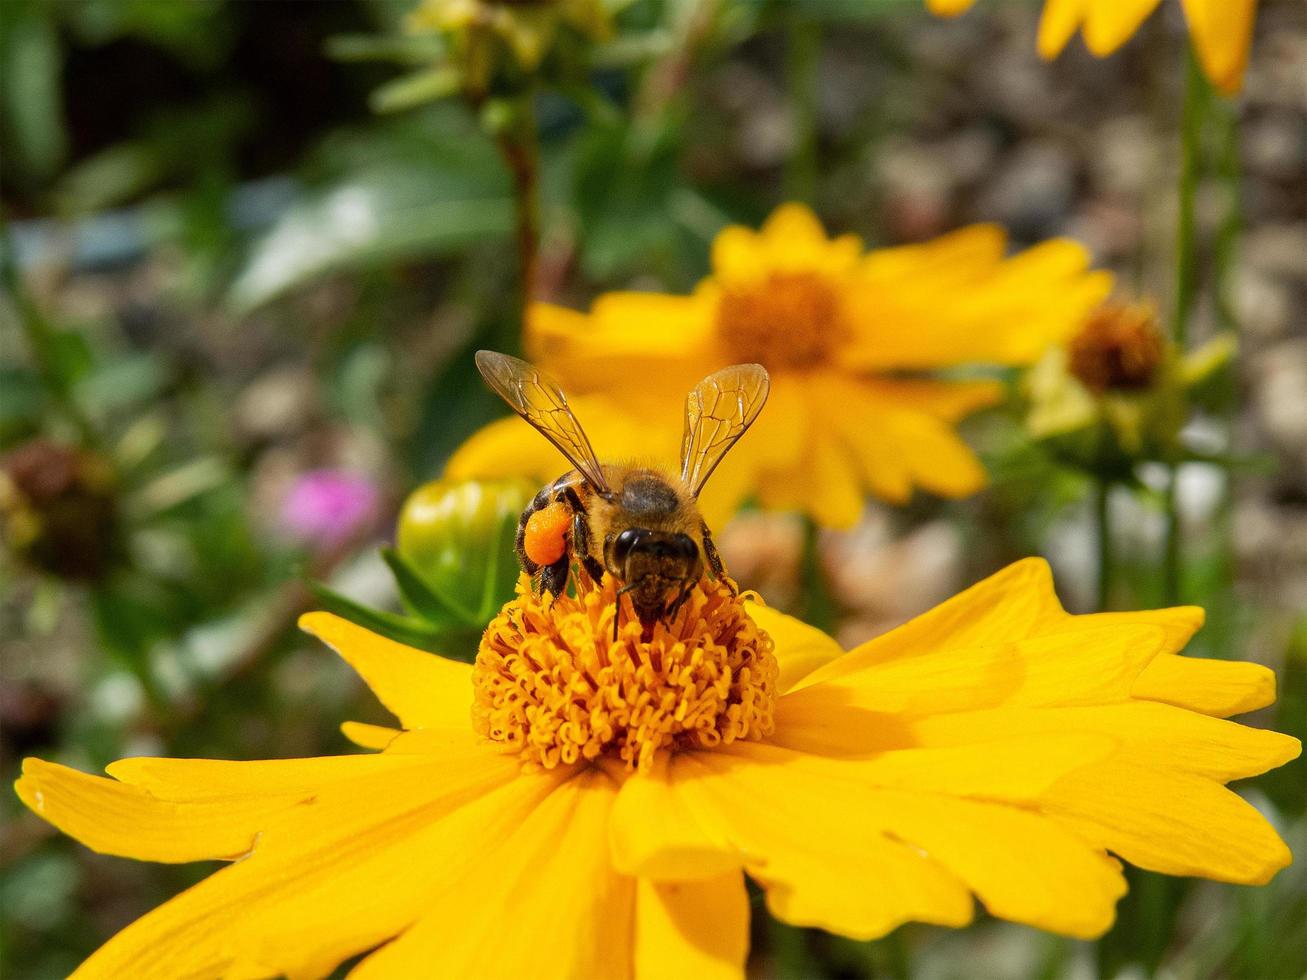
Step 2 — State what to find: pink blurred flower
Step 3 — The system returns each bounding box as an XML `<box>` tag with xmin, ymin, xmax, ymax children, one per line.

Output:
<box><xmin>280</xmin><ymin>469</ymin><xmax>379</xmax><ymax>547</ymax></box>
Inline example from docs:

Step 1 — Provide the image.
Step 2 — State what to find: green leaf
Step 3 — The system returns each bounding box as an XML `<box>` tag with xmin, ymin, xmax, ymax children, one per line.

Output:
<box><xmin>0</xmin><ymin>11</ymin><xmax>67</xmax><ymax>184</ymax></box>
<box><xmin>381</xmin><ymin>547</ymin><xmax>477</xmax><ymax>626</ymax></box>
<box><xmin>303</xmin><ymin>579</ymin><xmax>448</xmax><ymax>652</ymax></box>
<box><xmin>226</xmin><ymin>117</ymin><xmax>513</xmax><ymax>312</ymax></box>
<box><xmin>325</xmin><ymin>33</ymin><xmax>447</xmax><ymax>66</ymax></box>
<box><xmin>0</xmin><ymin>367</ymin><xmax>44</xmax><ymax>446</ymax></box>
<box><xmin>369</xmin><ymin>66</ymin><xmax>461</xmax><ymax>113</ymax></box>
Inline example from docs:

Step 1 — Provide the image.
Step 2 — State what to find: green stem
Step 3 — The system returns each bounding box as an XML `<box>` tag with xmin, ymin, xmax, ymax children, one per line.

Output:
<box><xmin>800</xmin><ymin>516</ymin><xmax>835</xmax><ymax>634</ymax></box>
<box><xmin>783</xmin><ymin>13</ymin><xmax>820</xmax><ymax>205</ymax></box>
<box><xmin>495</xmin><ymin>92</ymin><xmax>540</xmax><ymax>326</ymax></box>
<box><xmin>0</xmin><ymin>220</ymin><xmax>99</xmax><ymax>448</ymax></box>
<box><xmin>1163</xmin><ymin>51</ymin><xmax>1206</xmax><ymax>605</ymax></box>
<box><xmin>1095</xmin><ymin>479</ymin><xmax>1113</xmax><ymax>611</ymax></box>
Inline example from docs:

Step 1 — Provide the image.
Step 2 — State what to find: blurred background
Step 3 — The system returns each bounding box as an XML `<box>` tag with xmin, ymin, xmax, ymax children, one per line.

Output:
<box><xmin>1</xmin><ymin>1</ymin><xmax>1304</xmax><ymax>977</ymax></box>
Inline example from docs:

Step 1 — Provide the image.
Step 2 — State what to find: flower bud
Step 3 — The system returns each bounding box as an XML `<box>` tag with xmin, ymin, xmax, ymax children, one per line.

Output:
<box><xmin>1023</xmin><ymin>300</ymin><xmax>1235</xmax><ymax>475</ymax></box>
<box><xmin>395</xmin><ymin>476</ymin><xmax>537</xmax><ymax>622</ymax></box>
<box><xmin>0</xmin><ymin>440</ymin><xmax>119</xmax><ymax>580</ymax></box>
<box><xmin>408</xmin><ymin>0</ymin><xmax>611</xmax><ymax>95</ymax></box>
<box><xmin>1067</xmin><ymin>302</ymin><xmax>1165</xmax><ymax>394</ymax></box>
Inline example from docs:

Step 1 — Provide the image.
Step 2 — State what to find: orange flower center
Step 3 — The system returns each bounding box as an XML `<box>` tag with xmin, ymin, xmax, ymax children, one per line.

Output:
<box><xmin>1067</xmin><ymin>302</ymin><xmax>1166</xmax><ymax>394</ymax></box>
<box><xmin>473</xmin><ymin>574</ymin><xmax>778</xmax><ymax>773</ymax></box>
<box><xmin>715</xmin><ymin>271</ymin><xmax>849</xmax><ymax>370</ymax></box>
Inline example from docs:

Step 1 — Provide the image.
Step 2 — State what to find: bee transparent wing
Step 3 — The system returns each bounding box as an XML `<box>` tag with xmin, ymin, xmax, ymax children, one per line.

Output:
<box><xmin>474</xmin><ymin>350</ymin><xmax>612</xmax><ymax>496</ymax></box>
<box><xmin>680</xmin><ymin>363</ymin><xmax>770</xmax><ymax>498</ymax></box>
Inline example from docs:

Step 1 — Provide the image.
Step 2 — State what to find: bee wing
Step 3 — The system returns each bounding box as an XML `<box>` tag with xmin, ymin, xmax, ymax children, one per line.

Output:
<box><xmin>474</xmin><ymin>350</ymin><xmax>613</xmax><ymax>496</ymax></box>
<box><xmin>679</xmin><ymin>363</ymin><xmax>770</xmax><ymax>498</ymax></box>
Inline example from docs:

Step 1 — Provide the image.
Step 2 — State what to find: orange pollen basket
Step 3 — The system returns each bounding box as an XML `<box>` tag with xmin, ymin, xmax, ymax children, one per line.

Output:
<box><xmin>523</xmin><ymin>502</ymin><xmax>569</xmax><ymax>567</ymax></box>
<box><xmin>472</xmin><ymin>573</ymin><xmax>779</xmax><ymax>773</ymax></box>
<box><xmin>715</xmin><ymin>270</ymin><xmax>849</xmax><ymax>370</ymax></box>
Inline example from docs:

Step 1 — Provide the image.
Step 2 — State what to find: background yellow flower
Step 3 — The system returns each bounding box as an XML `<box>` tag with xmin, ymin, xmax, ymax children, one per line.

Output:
<box><xmin>449</xmin><ymin>204</ymin><xmax>1112</xmax><ymax>527</ymax></box>
<box><xmin>926</xmin><ymin>0</ymin><xmax>1257</xmax><ymax>94</ymax></box>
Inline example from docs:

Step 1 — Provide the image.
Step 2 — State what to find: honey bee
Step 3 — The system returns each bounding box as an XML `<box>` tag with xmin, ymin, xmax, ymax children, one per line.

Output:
<box><xmin>474</xmin><ymin>350</ymin><xmax>770</xmax><ymax>632</ymax></box>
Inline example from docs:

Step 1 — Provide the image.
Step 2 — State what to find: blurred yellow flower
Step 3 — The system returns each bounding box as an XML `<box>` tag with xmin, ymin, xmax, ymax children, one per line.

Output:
<box><xmin>410</xmin><ymin>0</ymin><xmax>611</xmax><ymax>81</ymax></box>
<box><xmin>927</xmin><ymin>0</ymin><xmax>1257</xmax><ymax>95</ymax></box>
<box><xmin>18</xmin><ymin>559</ymin><xmax>1298</xmax><ymax>977</ymax></box>
<box><xmin>449</xmin><ymin>204</ymin><xmax>1112</xmax><ymax>527</ymax></box>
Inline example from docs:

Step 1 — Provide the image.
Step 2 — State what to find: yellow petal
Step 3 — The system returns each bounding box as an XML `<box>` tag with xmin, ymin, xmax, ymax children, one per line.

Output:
<box><xmin>752</xmin><ymin>380</ymin><xmax>867</xmax><ymax>526</ymax></box>
<box><xmin>711</xmin><ymin>225</ymin><xmax>768</xmax><ymax>286</ymax></box>
<box><xmin>102</xmin><ymin>753</ymin><xmax>432</xmax><ymax>801</ymax></box>
<box><xmin>610</xmin><ymin>755</ymin><xmax>743</xmax><ymax>881</ymax></box>
<box><xmin>1180</xmin><ymin>0</ymin><xmax>1256</xmax><ymax>94</ymax></box>
<box><xmin>867</xmin><ymin>790</ymin><xmax>1125</xmax><ymax>938</ymax></box>
<box><xmin>527</xmin><ymin>293</ymin><xmax>714</xmax><ymax>393</ymax></box>
<box><xmin>613</xmin><ymin>739</ymin><xmax>1133</xmax><ymax>939</ymax></box>
<box><xmin>15</xmin><ymin>758</ymin><xmax>299</xmax><ymax>863</ymax></box>
<box><xmin>857</xmin><ymin>378</ymin><xmax>1005</xmax><ymax>422</ymax></box>
<box><xmin>727</xmin><ymin>736</ymin><xmax>1114</xmax><ymax>802</ymax></box>
<box><xmin>786</xmin><ymin>622</ymin><xmax>1168</xmax><ymax>721</ymax></box>
<box><xmin>1132</xmin><ymin>653</ymin><xmax>1277</xmax><ymax>717</ymax></box>
<box><xmin>635</xmin><ymin>874</ymin><xmax>748</xmax><ymax>980</ymax></box>
<box><xmin>849</xmin><ymin>233</ymin><xmax>1111</xmax><ymax>370</ymax></box>
<box><xmin>341</xmin><ymin>720</ymin><xmax>401</xmax><ymax>749</ymax></box>
<box><xmin>626</xmin><ymin>749</ymin><xmax>975</xmax><ymax>939</ymax></box>
<box><xmin>67</xmin><ymin>751</ymin><xmax>532</xmax><ymax>979</ymax></box>
<box><xmin>711</xmin><ymin>744</ymin><xmax>1125</xmax><ymax>937</ymax></box>
<box><xmin>299</xmin><ymin>612</ymin><xmax>473</xmax><ymax>730</ymax></box>
<box><xmin>860</xmin><ymin>223</ymin><xmax>1007</xmax><ymax>283</ymax></box>
<box><xmin>925</xmin><ymin>0</ymin><xmax>979</xmax><ymax>16</ymax></box>
<box><xmin>800</xmin><ymin>558</ymin><xmax>1202</xmax><ymax>688</ymax></box>
<box><xmin>757</xmin><ymin>203</ymin><xmax>863</xmax><ymax>276</ymax></box>
<box><xmin>352</xmin><ymin>770</ymin><xmax>635</xmax><ymax>980</ymax></box>
<box><xmin>745</xmin><ymin>600</ymin><xmax>844</xmax><ymax>694</ymax></box>
<box><xmin>779</xmin><ymin>700</ymin><xmax>1298</xmax><ymax>782</ymax></box>
<box><xmin>1081</xmin><ymin>0</ymin><xmax>1164</xmax><ymax>56</ymax></box>
<box><xmin>1045</xmin><ymin>762</ymin><xmax>1297</xmax><ymax>884</ymax></box>
<box><xmin>886</xmin><ymin>409</ymin><xmax>990</xmax><ymax>499</ymax></box>
<box><xmin>1037</xmin><ymin>0</ymin><xmax>1087</xmax><ymax>58</ymax></box>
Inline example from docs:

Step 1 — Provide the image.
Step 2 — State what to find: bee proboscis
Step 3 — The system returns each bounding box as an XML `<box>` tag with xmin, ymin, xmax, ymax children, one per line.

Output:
<box><xmin>474</xmin><ymin>350</ymin><xmax>770</xmax><ymax>634</ymax></box>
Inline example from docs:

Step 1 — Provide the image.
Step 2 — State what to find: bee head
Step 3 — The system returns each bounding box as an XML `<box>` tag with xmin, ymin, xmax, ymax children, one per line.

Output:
<box><xmin>609</xmin><ymin>528</ymin><xmax>700</xmax><ymax>618</ymax></box>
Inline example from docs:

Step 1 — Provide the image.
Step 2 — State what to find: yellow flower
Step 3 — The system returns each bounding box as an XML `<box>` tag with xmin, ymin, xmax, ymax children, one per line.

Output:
<box><xmin>410</xmin><ymin>0</ymin><xmax>611</xmax><ymax>74</ymax></box>
<box><xmin>449</xmin><ymin>204</ymin><xmax>1111</xmax><ymax>527</ymax></box>
<box><xmin>17</xmin><ymin>559</ymin><xmax>1298</xmax><ymax>978</ymax></box>
<box><xmin>926</xmin><ymin>0</ymin><xmax>1256</xmax><ymax>95</ymax></box>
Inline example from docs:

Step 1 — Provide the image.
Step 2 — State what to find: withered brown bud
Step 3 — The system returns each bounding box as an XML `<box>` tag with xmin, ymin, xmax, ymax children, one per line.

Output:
<box><xmin>0</xmin><ymin>439</ymin><xmax>119</xmax><ymax>580</ymax></box>
<box><xmin>1067</xmin><ymin>302</ymin><xmax>1166</xmax><ymax>394</ymax></box>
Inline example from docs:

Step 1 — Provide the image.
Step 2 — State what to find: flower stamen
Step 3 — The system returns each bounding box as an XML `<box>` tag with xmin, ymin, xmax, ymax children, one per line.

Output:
<box><xmin>715</xmin><ymin>271</ymin><xmax>849</xmax><ymax>370</ymax></box>
<box><xmin>473</xmin><ymin>574</ymin><xmax>779</xmax><ymax>772</ymax></box>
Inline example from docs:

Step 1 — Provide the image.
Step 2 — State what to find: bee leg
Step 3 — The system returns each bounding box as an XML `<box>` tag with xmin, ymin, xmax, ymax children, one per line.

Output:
<box><xmin>539</xmin><ymin>555</ymin><xmax>570</xmax><ymax>603</ymax></box>
<box><xmin>515</xmin><ymin>493</ymin><xmax>552</xmax><ymax>587</ymax></box>
<box><xmin>666</xmin><ymin>577</ymin><xmax>696</xmax><ymax>621</ymax></box>
<box><xmin>570</xmin><ymin>511</ymin><xmax>605</xmax><ymax>584</ymax></box>
<box><xmin>701</xmin><ymin>522</ymin><xmax>735</xmax><ymax>594</ymax></box>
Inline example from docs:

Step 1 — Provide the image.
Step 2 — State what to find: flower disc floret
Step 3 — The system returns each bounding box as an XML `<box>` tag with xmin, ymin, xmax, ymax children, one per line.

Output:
<box><xmin>473</xmin><ymin>574</ymin><xmax>779</xmax><ymax>772</ymax></box>
<box><xmin>1067</xmin><ymin>301</ymin><xmax>1165</xmax><ymax>393</ymax></box>
<box><xmin>715</xmin><ymin>271</ymin><xmax>850</xmax><ymax>370</ymax></box>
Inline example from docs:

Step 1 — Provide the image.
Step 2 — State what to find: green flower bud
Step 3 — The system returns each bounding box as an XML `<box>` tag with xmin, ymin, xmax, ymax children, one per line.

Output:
<box><xmin>395</xmin><ymin>476</ymin><xmax>537</xmax><ymax>624</ymax></box>
<box><xmin>1023</xmin><ymin>301</ymin><xmax>1235</xmax><ymax>477</ymax></box>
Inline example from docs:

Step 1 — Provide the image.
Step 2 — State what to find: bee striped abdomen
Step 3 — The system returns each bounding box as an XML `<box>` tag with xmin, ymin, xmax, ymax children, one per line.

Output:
<box><xmin>523</xmin><ymin>501</ymin><xmax>570</xmax><ymax>567</ymax></box>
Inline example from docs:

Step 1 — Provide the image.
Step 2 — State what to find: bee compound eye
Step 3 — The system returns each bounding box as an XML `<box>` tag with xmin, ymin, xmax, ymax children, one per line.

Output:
<box><xmin>612</xmin><ymin>528</ymin><xmax>644</xmax><ymax>565</ymax></box>
<box><xmin>675</xmin><ymin>533</ymin><xmax>698</xmax><ymax>561</ymax></box>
